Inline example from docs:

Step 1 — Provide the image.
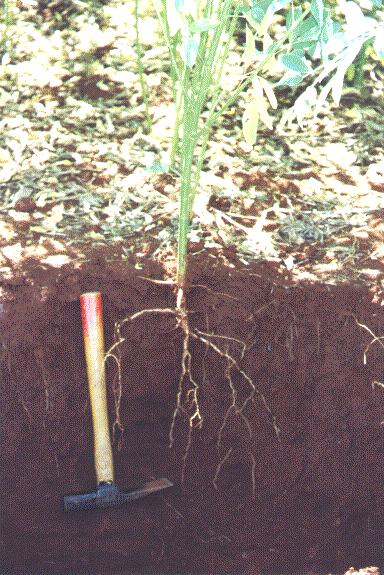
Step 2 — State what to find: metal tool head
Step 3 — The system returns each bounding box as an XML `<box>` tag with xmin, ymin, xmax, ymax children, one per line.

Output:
<box><xmin>64</xmin><ymin>478</ymin><xmax>173</xmax><ymax>512</ymax></box>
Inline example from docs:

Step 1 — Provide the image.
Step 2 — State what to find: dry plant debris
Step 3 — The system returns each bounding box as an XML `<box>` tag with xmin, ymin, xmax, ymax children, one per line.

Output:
<box><xmin>0</xmin><ymin>0</ymin><xmax>383</xmax><ymax>288</ymax></box>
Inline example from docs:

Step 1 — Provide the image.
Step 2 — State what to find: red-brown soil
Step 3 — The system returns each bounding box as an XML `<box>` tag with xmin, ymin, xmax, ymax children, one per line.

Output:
<box><xmin>1</xmin><ymin>254</ymin><xmax>384</xmax><ymax>575</ymax></box>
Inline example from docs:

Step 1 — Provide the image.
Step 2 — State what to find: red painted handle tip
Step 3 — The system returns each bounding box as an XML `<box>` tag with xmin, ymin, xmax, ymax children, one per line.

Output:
<box><xmin>80</xmin><ymin>292</ymin><xmax>103</xmax><ymax>338</ymax></box>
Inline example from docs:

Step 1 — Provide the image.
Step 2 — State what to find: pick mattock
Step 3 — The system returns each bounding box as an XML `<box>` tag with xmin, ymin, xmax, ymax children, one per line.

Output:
<box><xmin>64</xmin><ymin>291</ymin><xmax>173</xmax><ymax>512</ymax></box>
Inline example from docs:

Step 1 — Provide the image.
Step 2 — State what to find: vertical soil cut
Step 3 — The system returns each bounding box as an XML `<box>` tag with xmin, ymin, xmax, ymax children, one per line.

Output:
<box><xmin>1</xmin><ymin>256</ymin><xmax>383</xmax><ymax>575</ymax></box>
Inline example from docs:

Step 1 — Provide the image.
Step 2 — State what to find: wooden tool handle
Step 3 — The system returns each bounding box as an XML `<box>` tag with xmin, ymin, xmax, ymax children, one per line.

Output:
<box><xmin>80</xmin><ymin>292</ymin><xmax>114</xmax><ymax>484</ymax></box>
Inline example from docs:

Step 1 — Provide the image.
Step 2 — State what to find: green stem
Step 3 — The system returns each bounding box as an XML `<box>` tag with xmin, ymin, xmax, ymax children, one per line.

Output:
<box><xmin>169</xmin><ymin>66</ymin><xmax>188</xmax><ymax>171</ymax></box>
<box><xmin>189</xmin><ymin>3</ymin><xmax>241</xmax><ymax>210</ymax></box>
<box><xmin>177</xmin><ymin>107</ymin><xmax>199</xmax><ymax>287</ymax></box>
<box><xmin>154</xmin><ymin>0</ymin><xmax>183</xmax><ymax>86</ymax></box>
<box><xmin>172</xmin><ymin>1</ymin><xmax>309</xmax><ymax>287</ymax></box>
<box><xmin>176</xmin><ymin>0</ymin><xmax>234</xmax><ymax>285</ymax></box>
<box><xmin>192</xmin><ymin>0</ymin><xmax>233</xmax><ymax>111</ymax></box>
<box><xmin>161</xmin><ymin>0</ymin><xmax>179</xmax><ymax>100</ymax></box>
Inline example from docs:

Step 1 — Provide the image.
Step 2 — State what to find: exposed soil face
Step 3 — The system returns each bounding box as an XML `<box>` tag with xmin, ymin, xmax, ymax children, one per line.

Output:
<box><xmin>1</xmin><ymin>254</ymin><xmax>384</xmax><ymax>575</ymax></box>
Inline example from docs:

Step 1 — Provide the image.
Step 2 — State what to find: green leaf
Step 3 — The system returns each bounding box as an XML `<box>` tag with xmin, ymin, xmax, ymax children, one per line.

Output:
<box><xmin>287</xmin><ymin>7</ymin><xmax>303</xmax><ymax>30</ymax></box>
<box><xmin>243</xmin><ymin>7</ymin><xmax>260</xmax><ymax>31</ymax></box>
<box><xmin>251</xmin><ymin>0</ymin><xmax>269</xmax><ymax>22</ymax></box>
<box><xmin>280</xmin><ymin>51</ymin><xmax>312</xmax><ymax>74</ymax></box>
<box><xmin>145</xmin><ymin>161</ymin><xmax>170</xmax><ymax>173</ymax></box>
<box><xmin>258</xmin><ymin>100</ymin><xmax>274</xmax><ymax>130</ymax></box>
<box><xmin>190</xmin><ymin>18</ymin><xmax>218</xmax><ymax>33</ymax></box>
<box><xmin>292</xmin><ymin>39</ymin><xmax>318</xmax><ymax>53</ymax></box>
<box><xmin>251</xmin><ymin>0</ymin><xmax>288</xmax><ymax>23</ymax></box>
<box><xmin>310</xmin><ymin>0</ymin><xmax>323</xmax><ymax>28</ymax></box>
<box><xmin>251</xmin><ymin>0</ymin><xmax>271</xmax><ymax>22</ymax></box>
<box><xmin>179</xmin><ymin>34</ymin><xmax>200</xmax><ymax>67</ymax></box>
<box><xmin>321</xmin><ymin>29</ymin><xmax>347</xmax><ymax>59</ymax></box>
<box><xmin>276</xmin><ymin>72</ymin><xmax>305</xmax><ymax>87</ymax></box>
<box><xmin>319</xmin><ymin>16</ymin><xmax>342</xmax><ymax>60</ymax></box>
<box><xmin>291</xmin><ymin>15</ymin><xmax>320</xmax><ymax>46</ymax></box>
<box><xmin>320</xmin><ymin>15</ymin><xmax>335</xmax><ymax>47</ymax></box>
<box><xmin>269</xmin><ymin>0</ymin><xmax>289</xmax><ymax>14</ymax></box>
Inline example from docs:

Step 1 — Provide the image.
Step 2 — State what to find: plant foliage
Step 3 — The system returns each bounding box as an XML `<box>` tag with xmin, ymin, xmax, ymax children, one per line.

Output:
<box><xmin>154</xmin><ymin>0</ymin><xmax>383</xmax><ymax>284</ymax></box>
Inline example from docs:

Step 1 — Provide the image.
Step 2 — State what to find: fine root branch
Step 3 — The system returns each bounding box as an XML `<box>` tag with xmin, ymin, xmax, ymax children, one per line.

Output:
<box><xmin>105</xmin><ymin>322</ymin><xmax>125</xmax><ymax>448</ymax></box>
<box><xmin>286</xmin><ymin>322</ymin><xmax>296</xmax><ymax>361</ymax></box>
<box><xmin>189</xmin><ymin>330</ymin><xmax>280</xmax><ymax>445</ymax></box>
<box><xmin>138</xmin><ymin>276</ymin><xmax>176</xmax><ymax>286</ymax></box>
<box><xmin>351</xmin><ymin>314</ymin><xmax>384</xmax><ymax>364</ymax></box>
<box><xmin>347</xmin><ymin>315</ymin><xmax>384</xmax><ymax>428</ymax></box>
<box><xmin>33</xmin><ymin>349</ymin><xmax>52</xmax><ymax>415</ymax></box>
<box><xmin>371</xmin><ymin>381</ymin><xmax>384</xmax><ymax>426</ymax></box>
<box><xmin>41</xmin><ymin>367</ymin><xmax>52</xmax><ymax>414</ymax></box>
<box><xmin>21</xmin><ymin>399</ymin><xmax>33</xmax><ymax>424</ymax></box>
<box><xmin>5</xmin><ymin>342</ymin><xmax>32</xmax><ymax>424</ymax></box>
<box><xmin>250</xmin><ymin>450</ymin><xmax>256</xmax><ymax>500</ymax></box>
<box><xmin>372</xmin><ymin>380</ymin><xmax>384</xmax><ymax>391</ymax></box>
<box><xmin>213</xmin><ymin>447</ymin><xmax>232</xmax><ymax>491</ymax></box>
<box><xmin>194</xmin><ymin>328</ymin><xmax>247</xmax><ymax>360</ymax></box>
<box><xmin>181</xmin><ymin>424</ymin><xmax>193</xmax><ymax>485</ymax></box>
<box><xmin>105</xmin><ymin>284</ymin><xmax>280</xmax><ymax>495</ymax></box>
<box><xmin>169</xmin><ymin>287</ymin><xmax>203</xmax><ymax>453</ymax></box>
<box><xmin>105</xmin><ymin>307</ymin><xmax>177</xmax><ymax>448</ymax></box>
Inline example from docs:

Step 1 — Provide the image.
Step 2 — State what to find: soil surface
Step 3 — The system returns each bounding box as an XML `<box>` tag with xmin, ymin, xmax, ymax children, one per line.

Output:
<box><xmin>1</xmin><ymin>252</ymin><xmax>384</xmax><ymax>575</ymax></box>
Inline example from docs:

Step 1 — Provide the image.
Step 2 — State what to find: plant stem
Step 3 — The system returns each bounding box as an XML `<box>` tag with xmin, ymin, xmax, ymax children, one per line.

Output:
<box><xmin>170</xmin><ymin>1</ymin><xmax>309</xmax><ymax>288</ymax></box>
<box><xmin>189</xmin><ymin>3</ymin><xmax>241</xmax><ymax>209</ymax></box>
<box><xmin>177</xmin><ymin>123</ymin><xmax>199</xmax><ymax>286</ymax></box>
<box><xmin>176</xmin><ymin>69</ymin><xmax>202</xmax><ymax>285</ymax></box>
<box><xmin>155</xmin><ymin>0</ymin><xmax>183</xmax><ymax>86</ymax></box>
<box><xmin>169</xmin><ymin>66</ymin><xmax>187</xmax><ymax>171</ymax></box>
<box><xmin>176</xmin><ymin>0</ymin><xmax>234</xmax><ymax>286</ymax></box>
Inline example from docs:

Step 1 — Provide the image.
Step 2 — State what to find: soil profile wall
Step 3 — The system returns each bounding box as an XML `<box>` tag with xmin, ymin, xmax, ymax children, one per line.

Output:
<box><xmin>1</xmin><ymin>257</ymin><xmax>383</xmax><ymax>574</ymax></box>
